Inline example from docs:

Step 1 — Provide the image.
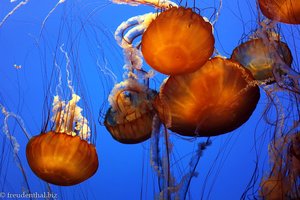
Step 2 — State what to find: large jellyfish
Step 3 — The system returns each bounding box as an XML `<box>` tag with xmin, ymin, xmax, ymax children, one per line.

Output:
<box><xmin>141</xmin><ymin>7</ymin><xmax>215</xmax><ymax>75</ymax></box>
<box><xmin>154</xmin><ymin>57</ymin><xmax>260</xmax><ymax>137</ymax></box>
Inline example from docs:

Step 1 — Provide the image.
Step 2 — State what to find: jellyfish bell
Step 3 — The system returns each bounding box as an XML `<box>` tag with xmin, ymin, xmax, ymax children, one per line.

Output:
<box><xmin>154</xmin><ymin>57</ymin><xmax>260</xmax><ymax>137</ymax></box>
<box><xmin>26</xmin><ymin>131</ymin><xmax>98</xmax><ymax>186</ymax></box>
<box><xmin>26</xmin><ymin>94</ymin><xmax>99</xmax><ymax>186</ymax></box>
<box><xmin>141</xmin><ymin>6</ymin><xmax>215</xmax><ymax>75</ymax></box>
<box><xmin>258</xmin><ymin>0</ymin><xmax>300</xmax><ymax>24</ymax></box>
<box><xmin>104</xmin><ymin>79</ymin><xmax>157</xmax><ymax>144</ymax></box>
<box><xmin>231</xmin><ymin>38</ymin><xmax>293</xmax><ymax>83</ymax></box>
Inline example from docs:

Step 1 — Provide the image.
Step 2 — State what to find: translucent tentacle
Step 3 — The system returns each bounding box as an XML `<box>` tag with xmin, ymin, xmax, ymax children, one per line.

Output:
<box><xmin>0</xmin><ymin>0</ymin><xmax>29</xmax><ymax>28</ymax></box>
<box><xmin>112</xmin><ymin>0</ymin><xmax>177</xmax><ymax>9</ymax></box>
<box><xmin>150</xmin><ymin>115</ymin><xmax>164</xmax><ymax>191</ymax></box>
<box><xmin>0</xmin><ymin>103</ymin><xmax>31</xmax><ymax>194</ymax></box>
<box><xmin>258</xmin><ymin>22</ymin><xmax>300</xmax><ymax>94</ymax></box>
<box><xmin>60</xmin><ymin>44</ymin><xmax>74</xmax><ymax>95</ymax></box>
<box><xmin>114</xmin><ymin>13</ymin><xmax>156</xmax><ymax>71</ymax></box>
<box><xmin>178</xmin><ymin>139</ymin><xmax>212</xmax><ymax>199</ymax></box>
<box><xmin>40</xmin><ymin>0</ymin><xmax>66</xmax><ymax>36</ymax></box>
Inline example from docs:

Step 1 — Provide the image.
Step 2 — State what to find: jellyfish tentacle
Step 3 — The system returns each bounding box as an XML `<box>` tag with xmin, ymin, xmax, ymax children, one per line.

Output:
<box><xmin>60</xmin><ymin>44</ymin><xmax>75</xmax><ymax>95</ymax></box>
<box><xmin>259</xmin><ymin>22</ymin><xmax>300</xmax><ymax>94</ymax></box>
<box><xmin>54</xmin><ymin>60</ymin><xmax>64</xmax><ymax>98</ymax></box>
<box><xmin>52</xmin><ymin>94</ymin><xmax>91</xmax><ymax>140</ymax></box>
<box><xmin>115</xmin><ymin>13</ymin><xmax>156</xmax><ymax>72</ymax></box>
<box><xmin>179</xmin><ymin>139</ymin><xmax>211</xmax><ymax>199</ymax></box>
<box><xmin>112</xmin><ymin>0</ymin><xmax>177</xmax><ymax>9</ymax></box>
<box><xmin>0</xmin><ymin>0</ymin><xmax>29</xmax><ymax>28</ymax></box>
<box><xmin>0</xmin><ymin>103</ymin><xmax>32</xmax><ymax>194</ymax></box>
<box><xmin>96</xmin><ymin>58</ymin><xmax>117</xmax><ymax>85</ymax></box>
<box><xmin>39</xmin><ymin>0</ymin><xmax>66</xmax><ymax>37</ymax></box>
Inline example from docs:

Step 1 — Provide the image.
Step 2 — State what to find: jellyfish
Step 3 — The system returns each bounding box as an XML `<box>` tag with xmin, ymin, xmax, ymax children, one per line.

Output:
<box><xmin>155</xmin><ymin>57</ymin><xmax>260</xmax><ymax>137</ymax></box>
<box><xmin>231</xmin><ymin>37</ymin><xmax>293</xmax><ymax>83</ymax></box>
<box><xmin>105</xmin><ymin>3</ymin><xmax>159</xmax><ymax>144</ymax></box>
<box><xmin>141</xmin><ymin>7</ymin><xmax>215</xmax><ymax>75</ymax></box>
<box><xmin>104</xmin><ymin>78</ymin><xmax>157</xmax><ymax>144</ymax></box>
<box><xmin>26</xmin><ymin>94</ymin><xmax>99</xmax><ymax>186</ymax></box>
<box><xmin>258</xmin><ymin>0</ymin><xmax>300</xmax><ymax>24</ymax></box>
<box><xmin>23</xmin><ymin>42</ymin><xmax>99</xmax><ymax>186</ymax></box>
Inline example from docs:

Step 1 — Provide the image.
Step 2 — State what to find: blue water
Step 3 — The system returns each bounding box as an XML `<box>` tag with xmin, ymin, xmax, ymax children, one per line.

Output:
<box><xmin>0</xmin><ymin>0</ymin><xmax>298</xmax><ymax>199</ymax></box>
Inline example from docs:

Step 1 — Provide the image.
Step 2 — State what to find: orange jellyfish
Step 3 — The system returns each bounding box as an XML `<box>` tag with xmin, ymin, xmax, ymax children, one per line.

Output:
<box><xmin>231</xmin><ymin>38</ymin><xmax>293</xmax><ymax>82</ymax></box>
<box><xmin>104</xmin><ymin>79</ymin><xmax>157</xmax><ymax>144</ymax></box>
<box><xmin>154</xmin><ymin>57</ymin><xmax>260</xmax><ymax>137</ymax></box>
<box><xmin>26</xmin><ymin>94</ymin><xmax>99</xmax><ymax>186</ymax></box>
<box><xmin>258</xmin><ymin>0</ymin><xmax>300</xmax><ymax>24</ymax></box>
<box><xmin>141</xmin><ymin>7</ymin><xmax>215</xmax><ymax>75</ymax></box>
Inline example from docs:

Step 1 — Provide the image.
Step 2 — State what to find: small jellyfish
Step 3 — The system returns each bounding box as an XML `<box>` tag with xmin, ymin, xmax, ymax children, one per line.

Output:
<box><xmin>231</xmin><ymin>38</ymin><xmax>292</xmax><ymax>82</ymax></box>
<box><xmin>104</xmin><ymin>79</ymin><xmax>157</xmax><ymax>144</ymax></box>
<box><xmin>258</xmin><ymin>0</ymin><xmax>300</xmax><ymax>24</ymax></box>
<box><xmin>154</xmin><ymin>57</ymin><xmax>260</xmax><ymax>137</ymax></box>
<box><xmin>26</xmin><ymin>94</ymin><xmax>99</xmax><ymax>186</ymax></box>
<box><xmin>141</xmin><ymin>7</ymin><xmax>215</xmax><ymax>75</ymax></box>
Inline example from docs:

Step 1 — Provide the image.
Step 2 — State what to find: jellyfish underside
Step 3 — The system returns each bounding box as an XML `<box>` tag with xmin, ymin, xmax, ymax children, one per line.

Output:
<box><xmin>258</xmin><ymin>0</ymin><xmax>300</xmax><ymax>24</ymax></box>
<box><xmin>155</xmin><ymin>57</ymin><xmax>260</xmax><ymax>137</ymax></box>
<box><xmin>105</xmin><ymin>88</ymin><xmax>157</xmax><ymax>144</ymax></box>
<box><xmin>231</xmin><ymin>38</ymin><xmax>293</xmax><ymax>82</ymax></box>
<box><xmin>141</xmin><ymin>6</ymin><xmax>214</xmax><ymax>75</ymax></box>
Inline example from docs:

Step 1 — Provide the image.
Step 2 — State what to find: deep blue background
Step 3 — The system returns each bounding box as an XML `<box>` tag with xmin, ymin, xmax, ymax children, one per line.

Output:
<box><xmin>0</xmin><ymin>0</ymin><xmax>295</xmax><ymax>199</ymax></box>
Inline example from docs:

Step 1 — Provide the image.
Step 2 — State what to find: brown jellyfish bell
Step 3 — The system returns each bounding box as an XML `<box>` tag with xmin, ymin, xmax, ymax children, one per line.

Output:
<box><xmin>141</xmin><ymin>6</ymin><xmax>215</xmax><ymax>75</ymax></box>
<box><xmin>231</xmin><ymin>37</ymin><xmax>293</xmax><ymax>83</ymax></box>
<box><xmin>104</xmin><ymin>79</ymin><xmax>157</xmax><ymax>144</ymax></box>
<box><xmin>154</xmin><ymin>57</ymin><xmax>260</xmax><ymax>137</ymax></box>
<box><xmin>258</xmin><ymin>0</ymin><xmax>300</xmax><ymax>24</ymax></box>
<box><xmin>26</xmin><ymin>94</ymin><xmax>99</xmax><ymax>186</ymax></box>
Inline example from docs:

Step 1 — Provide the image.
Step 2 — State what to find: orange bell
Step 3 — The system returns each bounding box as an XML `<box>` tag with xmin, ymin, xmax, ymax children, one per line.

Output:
<box><xmin>155</xmin><ymin>57</ymin><xmax>260</xmax><ymax>137</ymax></box>
<box><xmin>231</xmin><ymin>38</ymin><xmax>292</xmax><ymax>82</ymax></box>
<box><xmin>26</xmin><ymin>131</ymin><xmax>98</xmax><ymax>186</ymax></box>
<box><xmin>141</xmin><ymin>7</ymin><xmax>214</xmax><ymax>75</ymax></box>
